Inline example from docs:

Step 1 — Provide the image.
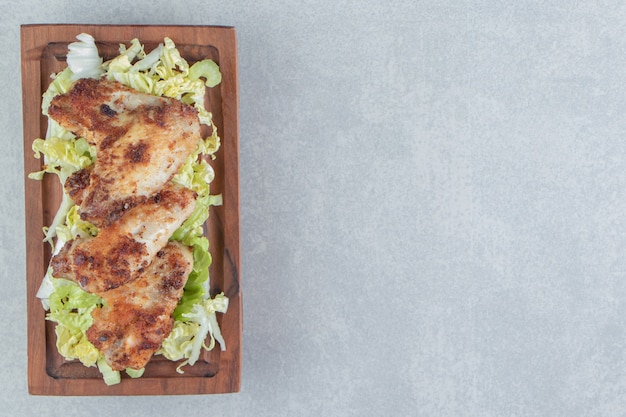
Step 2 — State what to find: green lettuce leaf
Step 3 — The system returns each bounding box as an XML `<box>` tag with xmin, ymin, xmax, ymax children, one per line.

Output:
<box><xmin>41</xmin><ymin>67</ymin><xmax>74</xmax><ymax>116</ymax></box>
<box><xmin>55</xmin><ymin>204</ymin><xmax>98</xmax><ymax>242</ymax></box>
<box><xmin>55</xmin><ymin>324</ymin><xmax>99</xmax><ymax>367</ymax></box>
<box><xmin>46</xmin><ymin>278</ymin><xmax>102</xmax><ymax>368</ymax></box>
<box><xmin>104</xmin><ymin>38</ymin><xmax>161</xmax><ymax>94</ymax></box>
<box><xmin>29</xmin><ymin>136</ymin><xmax>96</xmax><ymax>243</ymax></box>
<box><xmin>29</xmin><ymin>136</ymin><xmax>95</xmax><ymax>182</ymax></box>
<box><xmin>97</xmin><ymin>357</ymin><xmax>121</xmax><ymax>386</ymax></box>
<box><xmin>47</xmin><ymin>279</ymin><xmax>101</xmax><ymax>332</ymax></box>
<box><xmin>172</xmin><ymin>235</ymin><xmax>211</xmax><ymax>320</ymax></box>
<box><xmin>125</xmin><ymin>367</ymin><xmax>145</xmax><ymax>378</ymax></box>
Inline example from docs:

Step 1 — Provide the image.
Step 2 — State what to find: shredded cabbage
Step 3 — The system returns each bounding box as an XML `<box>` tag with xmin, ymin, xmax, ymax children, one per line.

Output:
<box><xmin>158</xmin><ymin>293</ymin><xmax>228</xmax><ymax>373</ymax></box>
<box><xmin>47</xmin><ymin>280</ymin><xmax>100</xmax><ymax>325</ymax></box>
<box><xmin>102</xmin><ymin>36</ymin><xmax>221</xmax><ymax>133</ymax></box>
<box><xmin>31</xmin><ymin>33</ymin><xmax>227</xmax><ymax>385</ymax></box>
<box><xmin>97</xmin><ymin>357</ymin><xmax>121</xmax><ymax>386</ymax></box>
<box><xmin>28</xmin><ymin>132</ymin><xmax>96</xmax><ymax>243</ymax></box>
<box><xmin>125</xmin><ymin>367</ymin><xmax>145</xmax><ymax>379</ymax></box>
<box><xmin>29</xmin><ymin>136</ymin><xmax>95</xmax><ymax>182</ymax></box>
<box><xmin>55</xmin><ymin>325</ymin><xmax>99</xmax><ymax>367</ymax></box>
<box><xmin>171</xmin><ymin>153</ymin><xmax>223</xmax><ymax>318</ymax></box>
<box><xmin>42</xmin><ymin>68</ymin><xmax>74</xmax><ymax>117</ymax></box>
<box><xmin>46</xmin><ymin>278</ymin><xmax>102</xmax><ymax>368</ymax></box>
<box><xmin>56</xmin><ymin>205</ymin><xmax>98</xmax><ymax>242</ymax></box>
<box><xmin>67</xmin><ymin>33</ymin><xmax>104</xmax><ymax>80</ymax></box>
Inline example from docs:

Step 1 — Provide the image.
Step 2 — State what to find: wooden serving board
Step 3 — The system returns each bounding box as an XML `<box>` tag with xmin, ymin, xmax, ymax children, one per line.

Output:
<box><xmin>21</xmin><ymin>24</ymin><xmax>241</xmax><ymax>395</ymax></box>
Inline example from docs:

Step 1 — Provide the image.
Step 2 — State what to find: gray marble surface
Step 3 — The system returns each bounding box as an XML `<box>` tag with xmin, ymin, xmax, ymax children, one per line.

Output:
<box><xmin>3</xmin><ymin>1</ymin><xmax>626</xmax><ymax>416</ymax></box>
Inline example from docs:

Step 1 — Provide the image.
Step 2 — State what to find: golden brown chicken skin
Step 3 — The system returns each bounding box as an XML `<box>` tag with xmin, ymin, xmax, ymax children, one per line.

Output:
<box><xmin>50</xmin><ymin>183</ymin><xmax>196</xmax><ymax>293</ymax></box>
<box><xmin>48</xmin><ymin>78</ymin><xmax>201</xmax><ymax>227</ymax></box>
<box><xmin>86</xmin><ymin>242</ymin><xmax>193</xmax><ymax>371</ymax></box>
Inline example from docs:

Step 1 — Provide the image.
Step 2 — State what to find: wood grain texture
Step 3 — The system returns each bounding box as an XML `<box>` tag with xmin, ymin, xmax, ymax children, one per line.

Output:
<box><xmin>21</xmin><ymin>24</ymin><xmax>241</xmax><ymax>396</ymax></box>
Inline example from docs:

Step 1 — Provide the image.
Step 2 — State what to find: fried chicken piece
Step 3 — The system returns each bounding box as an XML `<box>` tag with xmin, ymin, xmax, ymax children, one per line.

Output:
<box><xmin>86</xmin><ymin>242</ymin><xmax>193</xmax><ymax>371</ymax></box>
<box><xmin>50</xmin><ymin>183</ymin><xmax>196</xmax><ymax>293</ymax></box>
<box><xmin>48</xmin><ymin>78</ymin><xmax>201</xmax><ymax>227</ymax></box>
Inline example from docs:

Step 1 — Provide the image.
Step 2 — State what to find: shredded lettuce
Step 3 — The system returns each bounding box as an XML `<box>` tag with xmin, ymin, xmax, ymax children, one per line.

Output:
<box><xmin>158</xmin><ymin>38</ymin><xmax>189</xmax><ymax>77</ymax></box>
<box><xmin>28</xmin><ymin>135</ymin><xmax>96</xmax><ymax>243</ymax></box>
<box><xmin>47</xmin><ymin>280</ymin><xmax>101</xmax><ymax>327</ymax></box>
<box><xmin>159</xmin><ymin>293</ymin><xmax>228</xmax><ymax>373</ymax></box>
<box><xmin>125</xmin><ymin>367</ymin><xmax>145</xmax><ymax>378</ymax></box>
<box><xmin>28</xmin><ymin>136</ymin><xmax>95</xmax><ymax>182</ymax></box>
<box><xmin>67</xmin><ymin>33</ymin><xmax>104</xmax><ymax>80</ymax></box>
<box><xmin>46</xmin><ymin>278</ymin><xmax>102</xmax><ymax>368</ymax></box>
<box><xmin>55</xmin><ymin>204</ymin><xmax>98</xmax><ymax>242</ymax></box>
<box><xmin>41</xmin><ymin>68</ymin><xmax>74</xmax><ymax>117</ymax></box>
<box><xmin>173</xmin><ymin>155</ymin><xmax>214</xmax><ymax>195</ymax></box>
<box><xmin>32</xmin><ymin>34</ymin><xmax>227</xmax><ymax>385</ymax></box>
<box><xmin>97</xmin><ymin>357</ymin><xmax>121</xmax><ymax>386</ymax></box>
<box><xmin>105</xmin><ymin>39</ymin><xmax>153</xmax><ymax>93</ymax></box>
<box><xmin>36</xmin><ymin>270</ymin><xmax>56</xmax><ymax>311</ymax></box>
<box><xmin>170</xmin><ymin>152</ymin><xmax>222</xmax><ymax>318</ymax></box>
<box><xmin>102</xmin><ymin>36</ymin><xmax>220</xmax><ymax>133</ymax></box>
<box><xmin>170</xmin><ymin>120</ymin><xmax>223</xmax><ymax>316</ymax></box>
<box><xmin>172</xmin><ymin>235</ymin><xmax>211</xmax><ymax>319</ymax></box>
<box><xmin>55</xmin><ymin>325</ymin><xmax>99</xmax><ymax>367</ymax></box>
<box><xmin>170</xmin><ymin>191</ymin><xmax>222</xmax><ymax>318</ymax></box>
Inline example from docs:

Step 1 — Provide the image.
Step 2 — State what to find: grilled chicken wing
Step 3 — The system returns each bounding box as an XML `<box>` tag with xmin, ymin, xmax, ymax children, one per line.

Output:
<box><xmin>47</xmin><ymin>76</ymin><xmax>210</xmax><ymax>373</ymax></box>
<box><xmin>48</xmin><ymin>78</ymin><xmax>201</xmax><ymax>227</ymax></box>
<box><xmin>86</xmin><ymin>242</ymin><xmax>193</xmax><ymax>370</ymax></box>
<box><xmin>50</xmin><ymin>183</ymin><xmax>196</xmax><ymax>293</ymax></box>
